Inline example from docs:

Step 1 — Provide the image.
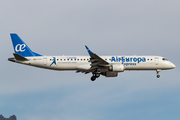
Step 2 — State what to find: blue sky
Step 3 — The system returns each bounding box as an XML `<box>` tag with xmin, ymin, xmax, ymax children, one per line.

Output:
<box><xmin>0</xmin><ymin>0</ymin><xmax>180</xmax><ymax>120</ymax></box>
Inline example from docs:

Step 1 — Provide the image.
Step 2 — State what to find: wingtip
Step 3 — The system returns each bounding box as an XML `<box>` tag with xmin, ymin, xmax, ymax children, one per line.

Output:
<box><xmin>10</xmin><ymin>33</ymin><xmax>17</xmax><ymax>35</ymax></box>
<box><xmin>85</xmin><ymin>45</ymin><xmax>93</xmax><ymax>54</ymax></box>
<box><xmin>85</xmin><ymin>45</ymin><xmax>89</xmax><ymax>50</ymax></box>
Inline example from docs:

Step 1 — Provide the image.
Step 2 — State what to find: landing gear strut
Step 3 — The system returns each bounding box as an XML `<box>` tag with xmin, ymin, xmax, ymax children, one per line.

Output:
<box><xmin>91</xmin><ymin>73</ymin><xmax>100</xmax><ymax>81</ymax></box>
<box><xmin>156</xmin><ymin>69</ymin><xmax>161</xmax><ymax>78</ymax></box>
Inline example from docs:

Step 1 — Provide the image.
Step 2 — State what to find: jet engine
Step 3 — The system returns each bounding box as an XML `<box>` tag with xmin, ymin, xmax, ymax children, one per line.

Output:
<box><xmin>104</xmin><ymin>71</ymin><xmax>118</xmax><ymax>77</ymax></box>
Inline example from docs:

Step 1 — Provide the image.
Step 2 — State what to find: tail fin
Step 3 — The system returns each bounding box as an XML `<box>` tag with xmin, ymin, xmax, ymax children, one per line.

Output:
<box><xmin>10</xmin><ymin>33</ymin><xmax>42</xmax><ymax>57</ymax></box>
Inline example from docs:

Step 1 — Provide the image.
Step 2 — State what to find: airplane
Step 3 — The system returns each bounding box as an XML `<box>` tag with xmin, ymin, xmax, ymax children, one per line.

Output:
<box><xmin>8</xmin><ymin>33</ymin><xmax>176</xmax><ymax>81</ymax></box>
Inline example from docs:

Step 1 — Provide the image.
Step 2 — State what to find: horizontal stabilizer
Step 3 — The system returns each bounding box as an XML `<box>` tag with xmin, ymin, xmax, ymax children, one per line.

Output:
<box><xmin>8</xmin><ymin>58</ymin><xmax>16</xmax><ymax>62</ymax></box>
<box><xmin>13</xmin><ymin>53</ymin><xmax>28</xmax><ymax>61</ymax></box>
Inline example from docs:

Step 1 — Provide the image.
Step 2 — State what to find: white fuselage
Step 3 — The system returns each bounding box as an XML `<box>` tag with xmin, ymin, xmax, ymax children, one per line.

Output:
<box><xmin>18</xmin><ymin>55</ymin><xmax>175</xmax><ymax>71</ymax></box>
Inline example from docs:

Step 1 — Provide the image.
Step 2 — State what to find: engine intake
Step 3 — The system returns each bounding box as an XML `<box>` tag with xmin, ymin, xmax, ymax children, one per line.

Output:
<box><xmin>109</xmin><ymin>64</ymin><xmax>124</xmax><ymax>72</ymax></box>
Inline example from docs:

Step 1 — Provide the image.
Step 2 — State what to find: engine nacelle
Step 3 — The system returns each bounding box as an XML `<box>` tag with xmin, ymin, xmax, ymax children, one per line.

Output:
<box><xmin>109</xmin><ymin>64</ymin><xmax>124</xmax><ymax>72</ymax></box>
<box><xmin>105</xmin><ymin>72</ymin><xmax>118</xmax><ymax>77</ymax></box>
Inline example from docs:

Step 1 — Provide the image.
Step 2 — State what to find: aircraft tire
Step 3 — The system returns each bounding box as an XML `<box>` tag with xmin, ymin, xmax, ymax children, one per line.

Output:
<box><xmin>157</xmin><ymin>75</ymin><xmax>160</xmax><ymax>78</ymax></box>
<box><xmin>91</xmin><ymin>76</ymin><xmax>96</xmax><ymax>81</ymax></box>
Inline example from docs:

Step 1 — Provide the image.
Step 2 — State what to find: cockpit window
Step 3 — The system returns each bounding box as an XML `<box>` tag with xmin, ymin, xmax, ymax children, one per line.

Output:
<box><xmin>162</xmin><ymin>58</ymin><xmax>168</xmax><ymax>61</ymax></box>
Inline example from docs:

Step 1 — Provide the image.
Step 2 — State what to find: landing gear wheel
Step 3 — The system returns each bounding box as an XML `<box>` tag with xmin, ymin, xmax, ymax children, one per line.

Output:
<box><xmin>91</xmin><ymin>76</ymin><xmax>96</xmax><ymax>81</ymax></box>
<box><xmin>157</xmin><ymin>75</ymin><xmax>160</xmax><ymax>78</ymax></box>
<box><xmin>95</xmin><ymin>73</ymin><xmax>100</xmax><ymax>78</ymax></box>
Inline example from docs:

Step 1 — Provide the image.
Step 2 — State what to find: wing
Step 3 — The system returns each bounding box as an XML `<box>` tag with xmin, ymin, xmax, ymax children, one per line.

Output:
<box><xmin>85</xmin><ymin>45</ymin><xmax>110</xmax><ymax>72</ymax></box>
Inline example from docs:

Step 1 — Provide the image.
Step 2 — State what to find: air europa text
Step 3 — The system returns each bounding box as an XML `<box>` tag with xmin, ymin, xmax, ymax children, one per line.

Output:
<box><xmin>111</xmin><ymin>56</ymin><xmax>146</xmax><ymax>63</ymax></box>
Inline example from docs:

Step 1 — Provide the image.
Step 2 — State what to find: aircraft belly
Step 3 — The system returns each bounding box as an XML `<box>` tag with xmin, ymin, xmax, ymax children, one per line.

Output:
<box><xmin>30</xmin><ymin>61</ymin><xmax>78</xmax><ymax>70</ymax></box>
<box><xmin>59</xmin><ymin>63</ymin><xmax>77</xmax><ymax>70</ymax></box>
<box><xmin>76</xmin><ymin>64</ymin><xmax>91</xmax><ymax>70</ymax></box>
<box><xmin>52</xmin><ymin>63</ymin><xmax>77</xmax><ymax>70</ymax></box>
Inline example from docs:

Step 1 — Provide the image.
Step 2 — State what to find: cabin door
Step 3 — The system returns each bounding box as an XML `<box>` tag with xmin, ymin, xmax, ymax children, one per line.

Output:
<box><xmin>43</xmin><ymin>57</ymin><xmax>47</xmax><ymax>65</ymax></box>
<box><xmin>155</xmin><ymin>57</ymin><xmax>159</xmax><ymax>65</ymax></box>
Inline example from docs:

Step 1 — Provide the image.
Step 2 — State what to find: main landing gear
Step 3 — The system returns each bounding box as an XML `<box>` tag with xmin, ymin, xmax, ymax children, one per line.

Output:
<box><xmin>91</xmin><ymin>73</ymin><xmax>100</xmax><ymax>81</ymax></box>
<box><xmin>156</xmin><ymin>69</ymin><xmax>161</xmax><ymax>78</ymax></box>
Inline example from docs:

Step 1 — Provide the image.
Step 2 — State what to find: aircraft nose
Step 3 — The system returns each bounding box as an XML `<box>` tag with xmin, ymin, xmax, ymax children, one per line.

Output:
<box><xmin>171</xmin><ymin>63</ymin><xmax>176</xmax><ymax>69</ymax></box>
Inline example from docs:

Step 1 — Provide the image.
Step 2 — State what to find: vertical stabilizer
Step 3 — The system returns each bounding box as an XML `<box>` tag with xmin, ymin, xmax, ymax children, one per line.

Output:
<box><xmin>10</xmin><ymin>33</ymin><xmax>42</xmax><ymax>57</ymax></box>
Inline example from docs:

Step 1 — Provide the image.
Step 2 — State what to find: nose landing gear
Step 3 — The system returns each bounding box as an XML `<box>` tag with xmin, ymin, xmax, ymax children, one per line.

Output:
<box><xmin>156</xmin><ymin>69</ymin><xmax>161</xmax><ymax>78</ymax></box>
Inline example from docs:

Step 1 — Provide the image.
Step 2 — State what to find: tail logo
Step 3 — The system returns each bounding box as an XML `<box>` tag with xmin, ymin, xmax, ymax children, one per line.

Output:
<box><xmin>15</xmin><ymin>44</ymin><xmax>26</xmax><ymax>52</ymax></box>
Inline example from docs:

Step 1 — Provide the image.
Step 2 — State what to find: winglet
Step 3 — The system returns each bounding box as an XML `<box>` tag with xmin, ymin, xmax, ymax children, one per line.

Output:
<box><xmin>85</xmin><ymin>45</ymin><xmax>94</xmax><ymax>54</ymax></box>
